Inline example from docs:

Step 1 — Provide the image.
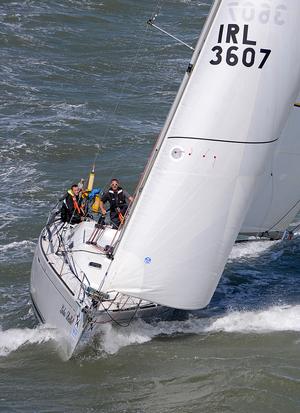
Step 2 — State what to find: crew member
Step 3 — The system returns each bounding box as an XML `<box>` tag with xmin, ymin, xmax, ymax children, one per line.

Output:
<box><xmin>101</xmin><ymin>179</ymin><xmax>133</xmax><ymax>228</ymax></box>
<box><xmin>61</xmin><ymin>184</ymin><xmax>84</xmax><ymax>224</ymax></box>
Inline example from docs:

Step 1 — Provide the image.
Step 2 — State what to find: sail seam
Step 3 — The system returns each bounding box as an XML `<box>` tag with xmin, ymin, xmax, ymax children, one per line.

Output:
<box><xmin>167</xmin><ymin>136</ymin><xmax>278</xmax><ymax>145</ymax></box>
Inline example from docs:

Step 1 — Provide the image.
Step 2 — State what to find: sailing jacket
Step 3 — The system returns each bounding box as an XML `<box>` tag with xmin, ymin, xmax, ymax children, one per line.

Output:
<box><xmin>101</xmin><ymin>187</ymin><xmax>130</xmax><ymax>213</ymax></box>
<box><xmin>61</xmin><ymin>190</ymin><xmax>83</xmax><ymax>224</ymax></box>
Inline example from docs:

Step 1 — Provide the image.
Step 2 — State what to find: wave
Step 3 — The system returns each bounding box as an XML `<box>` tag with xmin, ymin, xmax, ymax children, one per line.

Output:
<box><xmin>206</xmin><ymin>305</ymin><xmax>300</xmax><ymax>333</ymax></box>
<box><xmin>0</xmin><ymin>239</ymin><xmax>35</xmax><ymax>252</ymax></box>
<box><xmin>0</xmin><ymin>240</ymin><xmax>36</xmax><ymax>262</ymax></box>
<box><xmin>0</xmin><ymin>325</ymin><xmax>58</xmax><ymax>357</ymax></box>
<box><xmin>80</xmin><ymin>304</ymin><xmax>300</xmax><ymax>356</ymax></box>
<box><xmin>2</xmin><ymin>305</ymin><xmax>299</xmax><ymax>358</ymax></box>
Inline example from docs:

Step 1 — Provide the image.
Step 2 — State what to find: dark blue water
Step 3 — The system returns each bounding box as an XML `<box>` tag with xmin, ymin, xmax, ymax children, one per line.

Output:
<box><xmin>1</xmin><ymin>1</ymin><xmax>300</xmax><ymax>412</ymax></box>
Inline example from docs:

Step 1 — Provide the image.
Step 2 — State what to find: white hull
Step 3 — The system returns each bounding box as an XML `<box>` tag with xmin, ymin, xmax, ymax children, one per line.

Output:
<box><xmin>31</xmin><ymin>240</ymin><xmax>85</xmax><ymax>358</ymax></box>
<box><xmin>30</xmin><ymin>220</ymin><xmax>174</xmax><ymax>359</ymax></box>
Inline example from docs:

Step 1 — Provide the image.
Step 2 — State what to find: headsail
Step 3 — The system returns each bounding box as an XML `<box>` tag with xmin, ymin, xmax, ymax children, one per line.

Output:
<box><xmin>103</xmin><ymin>0</ymin><xmax>300</xmax><ymax>309</ymax></box>
<box><xmin>241</xmin><ymin>95</ymin><xmax>300</xmax><ymax>234</ymax></box>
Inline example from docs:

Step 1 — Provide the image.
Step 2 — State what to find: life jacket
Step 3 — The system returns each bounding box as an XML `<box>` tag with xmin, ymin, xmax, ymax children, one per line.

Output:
<box><xmin>66</xmin><ymin>189</ymin><xmax>84</xmax><ymax>215</ymax></box>
<box><xmin>108</xmin><ymin>187</ymin><xmax>126</xmax><ymax>211</ymax></box>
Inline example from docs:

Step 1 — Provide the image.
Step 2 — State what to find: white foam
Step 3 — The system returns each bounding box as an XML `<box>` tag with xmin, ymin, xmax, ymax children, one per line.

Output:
<box><xmin>93</xmin><ymin>305</ymin><xmax>300</xmax><ymax>355</ymax></box>
<box><xmin>96</xmin><ymin>321</ymin><xmax>153</xmax><ymax>354</ymax></box>
<box><xmin>91</xmin><ymin>318</ymin><xmax>207</xmax><ymax>355</ymax></box>
<box><xmin>2</xmin><ymin>305</ymin><xmax>297</xmax><ymax>358</ymax></box>
<box><xmin>229</xmin><ymin>239</ymin><xmax>279</xmax><ymax>261</ymax></box>
<box><xmin>205</xmin><ymin>305</ymin><xmax>300</xmax><ymax>333</ymax></box>
<box><xmin>0</xmin><ymin>325</ymin><xmax>58</xmax><ymax>357</ymax></box>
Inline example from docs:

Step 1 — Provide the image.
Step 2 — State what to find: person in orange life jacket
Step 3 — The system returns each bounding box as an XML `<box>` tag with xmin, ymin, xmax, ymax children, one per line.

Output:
<box><xmin>101</xmin><ymin>178</ymin><xmax>133</xmax><ymax>228</ymax></box>
<box><xmin>61</xmin><ymin>184</ymin><xmax>84</xmax><ymax>224</ymax></box>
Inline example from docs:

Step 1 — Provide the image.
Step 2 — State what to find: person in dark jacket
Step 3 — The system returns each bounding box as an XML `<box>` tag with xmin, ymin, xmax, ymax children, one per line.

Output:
<box><xmin>101</xmin><ymin>179</ymin><xmax>133</xmax><ymax>228</ymax></box>
<box><xmin>61</xmin><ymin>184</ymin><xmax>84</xmax><ymax>224</ymax></box>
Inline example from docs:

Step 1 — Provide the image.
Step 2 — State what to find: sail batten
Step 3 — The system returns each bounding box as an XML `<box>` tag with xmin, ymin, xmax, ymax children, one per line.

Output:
<box><xmin>103</xmin><ymin>0</ymin><xmax>300</xmax><ymax>309</ymax></box>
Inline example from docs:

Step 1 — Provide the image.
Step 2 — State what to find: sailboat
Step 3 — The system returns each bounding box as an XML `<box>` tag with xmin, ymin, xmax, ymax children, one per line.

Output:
<box><xmin>30</xmin><ymin>0</ymin><xmax>300</xmax><ymax>358</ymax></box>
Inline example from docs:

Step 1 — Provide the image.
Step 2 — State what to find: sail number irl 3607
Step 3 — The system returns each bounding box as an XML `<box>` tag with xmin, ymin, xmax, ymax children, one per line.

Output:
<box><xmin>210</xmin><ymin>24</ymin><xmax>271</xmax><ymax>69</ymax></box>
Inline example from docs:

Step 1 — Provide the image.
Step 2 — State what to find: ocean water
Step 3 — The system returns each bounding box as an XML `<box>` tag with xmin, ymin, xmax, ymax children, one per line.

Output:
<box><xmin>1</xmin><ymin>1</ymin><xmax>300</xmax><ymax>412</ymax></box>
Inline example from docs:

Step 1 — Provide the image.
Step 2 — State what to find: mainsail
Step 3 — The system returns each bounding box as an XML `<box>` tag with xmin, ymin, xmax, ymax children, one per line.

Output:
<box><xmin>241</xmin><ymin>95</ymin><xmax>300</xmax><ymax>234</ymax></box>
<box><xmin>103</xmin><ymin>0</ymin><xmax>300</xmax><ymax>309</ymax></box>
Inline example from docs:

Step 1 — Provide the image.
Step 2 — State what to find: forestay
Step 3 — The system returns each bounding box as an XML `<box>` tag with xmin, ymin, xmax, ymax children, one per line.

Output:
<box><xmin>103</xmin><ymin>0</ymin><xmax>300</xmax><ymax>309</ymax></box>
<box><xmin>241</xmin><ymin>93</ymin><xmax>300</xmax><ymax>234</ymax></box>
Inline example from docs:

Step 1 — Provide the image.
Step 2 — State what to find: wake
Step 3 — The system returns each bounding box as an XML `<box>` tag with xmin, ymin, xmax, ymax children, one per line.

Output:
<box><xmin>2</xmin><ymin>304</ymin><xmax>299</xmax><ymax>358</ymax></box>
<box><xmin>86</xmin><ymin>304</ymin><xmax>300</xmax><ymax>355</ymax></box>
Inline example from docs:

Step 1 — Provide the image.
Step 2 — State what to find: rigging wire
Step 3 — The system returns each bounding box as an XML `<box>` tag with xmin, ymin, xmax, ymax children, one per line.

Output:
<box><xmin>147</xmin><ymin>19</ymin><xmax>194</xmax><ymax>51</ymax></box>
<box><xmin>290</xmin><ymin>221</ymin><xmax>300</xmax><ymax>234</ymax></box>
<box><xmin>92</xmin><ymin>0</ymin><xmax>194</xmax><ymax>170</ymax></box>
<box><xmin>147</xmin><ymin>0</ymin><xmax>194</xmax><ymax>50</ymax></box>
<box><xmin>85</xmin><ymin>0</ymin><xmax>194</xmax><ymax>300</ymax></box>
<box><xmin>95</xmin><ymin>298</ymin><xmax>143</xmax><ymax>327</ymax></box>
<box><xmin>268</xmin><ymin>198</ymin><xmax>300</xmax><ymax>233</ymax></box>
<box><xmin>254</xmin><ymin>165</ymin><xmax>275</xmax><ymax>238</ymax></box>
<box><xmin>92</xmin><ymin>14</ymin><xmax>156</xmax><ymax>167</ymax></box>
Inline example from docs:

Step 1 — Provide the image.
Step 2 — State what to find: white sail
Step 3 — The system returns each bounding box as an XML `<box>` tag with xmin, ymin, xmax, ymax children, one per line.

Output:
<box><xmin>103</xmin><ymin>0</ymin><xmax>300</xmax><ymax>309</ymax></box>
<box><xmin>241</xmin><ymin>97</ymin><xmax>300</xmax><ymax>234</ymax></box>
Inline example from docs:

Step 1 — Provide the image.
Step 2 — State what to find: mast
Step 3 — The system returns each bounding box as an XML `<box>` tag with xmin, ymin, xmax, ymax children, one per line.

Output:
<box><xmin>103</xmin><ymin>0</ymin><xmax>300</xmax><ymax>310</ymax></box>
